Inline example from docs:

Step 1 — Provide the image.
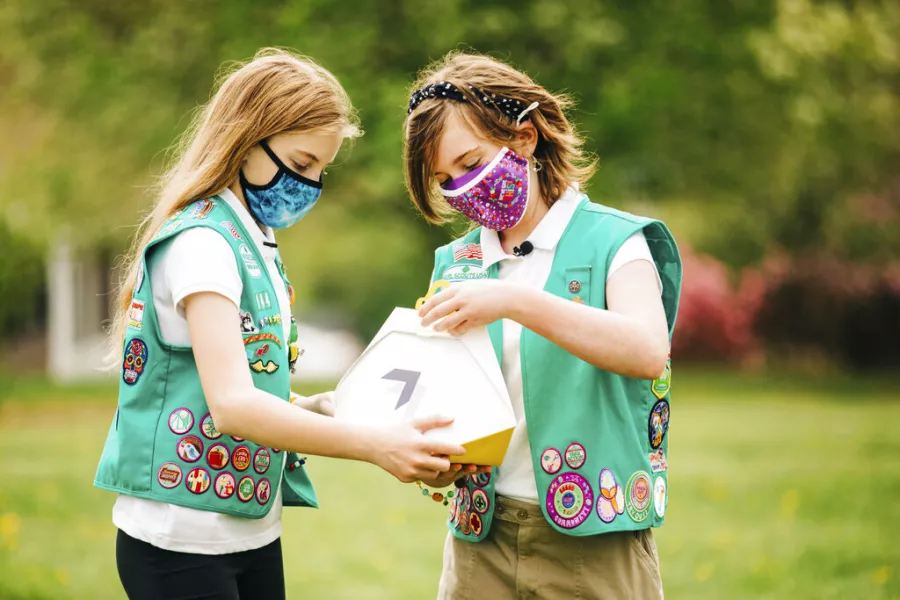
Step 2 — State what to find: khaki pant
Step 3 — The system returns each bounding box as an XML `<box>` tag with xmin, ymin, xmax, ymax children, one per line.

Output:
<box><xmin>438</xmin><ymin>497</ymin><xmax>664</xmax><ymax>600</ymax></box>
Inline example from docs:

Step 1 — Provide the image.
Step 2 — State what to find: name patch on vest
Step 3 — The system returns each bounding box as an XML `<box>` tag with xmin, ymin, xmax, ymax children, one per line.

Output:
<box><xmin>442</xmin><ymin>263</ymin><xmax>488</xmax><ymax>283</ymax></box>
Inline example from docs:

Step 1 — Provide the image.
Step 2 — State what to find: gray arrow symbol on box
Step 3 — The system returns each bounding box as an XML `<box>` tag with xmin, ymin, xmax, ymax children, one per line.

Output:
<box><xmin>382</xmin><ymin>369</ymin><xmax>421</xmax><ymax>410</ymax></box>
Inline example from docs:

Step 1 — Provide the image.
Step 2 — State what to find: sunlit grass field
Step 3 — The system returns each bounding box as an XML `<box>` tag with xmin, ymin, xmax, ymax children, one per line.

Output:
<box><xmin>0</xmin><ymin>371</ymin><xmax>897</xmax><ymax>600</ymax></box>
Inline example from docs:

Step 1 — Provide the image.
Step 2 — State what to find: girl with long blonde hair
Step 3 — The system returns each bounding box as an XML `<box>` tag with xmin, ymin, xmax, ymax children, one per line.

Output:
<box><xmin>95</xmin><ymin>48</ymin><xmax>465</xmax><ymax>600</ymax></box>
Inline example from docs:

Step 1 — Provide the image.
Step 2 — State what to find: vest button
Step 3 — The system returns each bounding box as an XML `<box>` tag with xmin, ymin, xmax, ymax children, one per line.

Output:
<box><xmin>516</xmin><ymin>510</ymin><xmax>529</xmax><ymax>520</ymax></box>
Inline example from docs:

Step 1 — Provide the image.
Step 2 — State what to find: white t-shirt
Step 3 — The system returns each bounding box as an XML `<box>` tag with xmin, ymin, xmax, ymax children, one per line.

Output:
<box><xmin>480</xmin><ymin>188</ymin><xmax>663</xmax><ymax>504</ymax></box>
<box><xmin>112</xmin><ymin>188</ymin><xmax>291</xmax><ymax>555</ymax></box>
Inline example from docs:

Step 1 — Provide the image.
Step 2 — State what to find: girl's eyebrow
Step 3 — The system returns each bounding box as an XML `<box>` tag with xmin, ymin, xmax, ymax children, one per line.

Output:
<box><xmin>293</xmin><ymin>150</ymin><xmax>320</xmax><ymax>164</ymax></box>
<box><xmin>453</xmin><ymin>147</ymin><xmax>479</xmax><ymax>165</ymax></box>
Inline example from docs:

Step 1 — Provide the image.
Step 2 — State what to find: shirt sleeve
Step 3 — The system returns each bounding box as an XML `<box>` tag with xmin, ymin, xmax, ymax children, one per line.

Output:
<box><xmin>607</xmin><ymin>230</ymin><xmax>663</xmax><ymax>295</ymax></box>
<box><xmin>164</xmin><ymin>228</ymin><xmax>242</xmax><ymax>317</ymax></box>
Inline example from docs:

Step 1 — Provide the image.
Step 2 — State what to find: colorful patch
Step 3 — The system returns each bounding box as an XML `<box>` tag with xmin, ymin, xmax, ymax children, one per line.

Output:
<box><xmin>564</xmin><ymin>442</ymin><xmax>587</xmax><ymax>470</ymax></box>
<box><xmin>206</xmin><ymin>444</ymin><xmax>230</xmax><ymax>470</ymax></box>
<box><xmin>652</xmin><ymin>358</ymin><xmax>672</xmax><ymax>399</ymax></box>
<box><xmin>625</xmin><ymin>471</ymin><xmax>652</xmax><ymax>523</ymax></box>
<box><xmin>649</xmin><ymin>449</ymin><xmax>668</xmax><ymax>473</ymax></box>
<box><xmin>239</xmin><ymin>244</ymin><xmax>262</xmax><ymax>279</ymax></box>
<box><xmin>239</xmin><ymin>311</ymin><xmax>258</xmax><ymax>334</ymax></box>
<box><xmin>214</xmin><ymin>472</ymin><xmax>236</xmax><ymax>499</ymax></box>
<box><xmin>254</xmin><ymin>344</ymin><xmax>271</xmax><ymax>358</ymax></box>
<box><xmin>258</xmin><ymin>314</ymin><xmax>282</xmax><ymax>329</ymax></box>
<box><xmin>122</xmin><ymin>339</ymin><xmax>148</xmax><ymax>386</ymax></box>
<box><xmin>232</xmin><ymin>436</ymin><xmax>244</xmax><ymax>442</ymax></box>
<box><xmin>176</xmin><ymin>435</ymin><xmax>203</xmax><ymax>463</ymax></box>
<box><xmin>255</xmin><ymin>292</ymin><xmax>272</xmax><ymax>310</ymax></box>
<box><xmin>573</xmin><ymin>296</ymin><xmax>584</xmax><ymax>304</ymax></box>
<box><xmin>220</xmin><ymin>220</ymin><xmax>243</xmax><ymax>241</ymax></box>
<box><xmin>469</xmin><ymin>512</ymin><xmax>483</xmax><ymax>536</ymax></box>
<box><xmin>471</xmin><ymin>488</ymin><xmax>489</xmax><ymax>514</ymax></box>
<box><xmin>648</xmin><ymin>400</ymin><xmax>670</xmax><ymax>450</ymax></box>
<box><xmin>185</xmin><ymin>467</ymin><xmax>210</xmax><ymax>494</ymax></box>
<box><xmin>654</xmin><ymin>477</ymin><xmax>667</xmax><ymax>518</ymax></box>
<box><xmin>127</xmin><ymin>300</ymin><xmax>145</xmax><ymax>331</ymax></box>
<box><xmin>448</xmin><ymin>495</ymin><xmax>458</xmax><ymax>522</ymax></box>
<box><xmin>452</xmin><ymin>243</ymin><xmax>483</xmax><ymax>261</ymax></box>
<box><xmin>459</xmin><ymin>511</ymin><xmax>471</xmax><ymax>535</ymax></box>
<box><xmin>545</xmin><ymin>472</ymin><xmax>594</xmax><ymax>529</ymax></box>
<box><xmin>189</xmin><ymin>198</ymin><xmax>215</xmax><ymax>219</ymax></box>
<box><xmin>244</xmin><ymin>333</ymin><xmax>282</xmax><ymax>348</ymax></box>
<box><xmin>200</xmin><ymin>414</ymin><xmax>221</xmax><ymax>440</ymax></box>
<box><xmin>232</xmin><ymin>445</ymin><xmax>251</xmax><ymax>471</ymax></box>
<box><xmin>287</xmin><ymin>284</ymin><xmax>296</xmax><ymax>307</ymax></box>
<box><xmin>249</xmin><ymin>359</ymin><xmax>279</xmax><ymax>374</ymax></box>
<box><xmin>568</xmin><ymin>280</ymin><xmax>582</xmax><ymax>294</ymax></box>
<box><xmin>157</xmin><ymin>462</ymin><xmax>183</xmax><ymax>489</ymax></box>
<box><xmin>254</xmin><ymin>448</ymin><xmax>271</xmax><ymax>474</ymax></box>
<box><xmin>135</xmin><ymin>261</ymin><xmax>145</xmax><ymax>293</ymax></box>
<box><xmin>459</xmin><ymin>487</ymin><xmax>471</xmax><ymax>514</ymax></box>
<box><xmin>541</xmin><ymin>448</ymin><xmax>563</xmax><ymax>474</ymax></box>
<box><xmin>441</xmin><ymin>264</ymin><xmax>488</xmax><ymax>283</ymax></box>
<box><xmin>256</xmin><ymin>478</ymin><xmax>272</xmax><ymax>504</ymax></box>
<box><xmin>168</xmin><ymin>407</ymin><xmax>194</xmax><ymax>435</ymax></box>
<box><xmin>473</xmin><ymin>472</ymin><xmax>491</xmax><ymax>487</ymax></box>
<box><xmin>237</xmin><ymin>476</ymin><xmax>255</xmax><ymax>502</ymax></box>
<box><xmin>596</xmin><ymin>468</ymin><xmax>626</xmax><ymax>524</ymax></box>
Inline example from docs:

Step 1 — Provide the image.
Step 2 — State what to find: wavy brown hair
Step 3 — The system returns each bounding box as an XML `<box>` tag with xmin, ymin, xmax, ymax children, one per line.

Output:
<box><xmin>404</xmin><ymin>52</ymin><xmax>596</xmax><ymax>224</ymax></box>
<box><xmin>107</xmin><ymin>48</ymin><xmax>360</xmax><ymax>364</ymax></box>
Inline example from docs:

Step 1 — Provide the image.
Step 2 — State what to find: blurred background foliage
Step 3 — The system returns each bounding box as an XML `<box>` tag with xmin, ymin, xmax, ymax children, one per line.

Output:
<box><xmin>0</xmin><ymin>0</ymin><xmax>897</xmax><ymax>367</ymax></box>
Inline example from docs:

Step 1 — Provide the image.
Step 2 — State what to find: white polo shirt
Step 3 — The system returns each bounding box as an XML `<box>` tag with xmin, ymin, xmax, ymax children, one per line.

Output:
<box><xmin>113</xmin><ymin>188</ymin><xmax>288</xmax><ymax>555</ymax></box>
<box><xmin>484</xmin><ymin>188</ymin><xmax>663</xmax><ymax>503</ymax></box>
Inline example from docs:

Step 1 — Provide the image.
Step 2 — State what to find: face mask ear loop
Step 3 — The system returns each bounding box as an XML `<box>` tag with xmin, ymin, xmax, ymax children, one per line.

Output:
<box><xmin>516</xmin><ymin>102</ymin><xmax>540</xmax><ymax>125</ymax></box>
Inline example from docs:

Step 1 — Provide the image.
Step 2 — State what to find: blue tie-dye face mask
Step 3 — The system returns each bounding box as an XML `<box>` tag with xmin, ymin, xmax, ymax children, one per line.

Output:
<box><xmin>239</xmin><ymin>140</ymin><xmax>323</xmax><ymax>229</ymax></box>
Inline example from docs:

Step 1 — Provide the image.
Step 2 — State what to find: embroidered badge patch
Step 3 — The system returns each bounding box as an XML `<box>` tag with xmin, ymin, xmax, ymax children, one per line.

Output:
<box><xmin>469</xmin><ymin>512</ymin><xmax>483</xmax><ymax>536</ymax></box>
<box><xmin>239</xmin><ymin>244</ymin><xmax>262</xmax><ymax>279</ymax></box>
<box><xmin>564</xmin><ymin>442</ymin><xmax>586</xmax><ymax>470</ymax></box>
<box><xmin>185</xmin><ymin>467</ymin><xmax>210</xmax><ymax>494</ymax></box>
<box><xmin>652</xmin><ymin>358</ymin><xmax>671</xmax><ymax>399</ymax></box>
<box><xmin>256</xmin><ymin>478</ymin><xmax>272</xmax><ymax>505</ymax></box>
<box><xmin>654</xmin><ymin>476</ymin><xmax>667</xmax><ymax>518</ymax></box>
<box><xmin>471</xmin><ymin>488</ymin><xmax>489</xmax><ymax>514</ymax></box>
<box><xmin>177</xmin><ymin>435</ymin><xmax>203</xmax><ymax>463</ymax></box>
<box><xmin>649</xmin><ymin>400</ymin><xmax>670</xmax><ymax>449</ymax></box>
<box><xmin>232</xmin><ymin>446</ymin><xmax>251</xmax><ymax>471</ymax></box>
<box><xmin>126</xmin><ymin>299</ymin><xmax>145</xmax><ymax>331</ymax></box>
<box><xmin>232</xmin><ymin>436</ymin><xmax>244</xmax><ymax>442</ymax></box>
<box><xmin>214</xmin><ymin>472</ymin><xmax>236</xmax><ymax>499</ymax></box>
<box><xmin>441</xmin><ymin>264</ymin><xmax>488</xmax><ymax>283</ymax></box>
<box><xmin>122</xmin><ymin>339</ymin><xmax>148</xmax><ymax>386</ymax></box>
<box><xmin>596</xmin><ymin>468</ymin><xmax>626</xmax><ymax>524</ymax></box>
<box><xmin>254</xmin><ymin>448</ymin><xmax>271</xmax><ymax>474</ymax></box>
<box><xmin>239</xmin><ymin>311</ymin><xmax>258</xmax><ymax>334</ymax></box>
<box><xmin>452</xmin><ymin>243</ymin><xmax>483</xmax><ymax>261</ymax></box>
<box><xmin>249</xmin><ymin>360</ymin><xmax>279</xmax><ymax>374</ymax></box>
<box><xmin>135</xmin><ymin>261</ymin><xmax>145</xmax><ymax>293</ymax></box>
<box><xmin>200</xmin><ymin>414</ymin><xmax>221</xmax><ymax>440</ymax></box>
<box><xmin>649</xmin><ymin>449</ymin><xmax>668</xmax><ymax>473</ymax></box>
<box><xmin>448</xmin><ymin>495</ymin><xmax>458</xmax><ymax>522</ymax></box>
<box><xmin>546</xmin><ymin>473</ymin><xmax>594</xmax><ymax>529</ymax></box>
<box><xmin>625</xmin><ymin>471</ymin><xmax>653</xmax><ymax>523</ymax></box>
<box><xmin>157</xmin><ymin>462</ymin><xmax>183</xmax><ymax>489</ymax></box>
<box><xmin>244</xmin><ymin>333</ymin><xmax>282</xmax><ymax>348</ymax></box>
<box><xmin>573</xmin><ymin>296</ymin><xmax>584</xmax><ymax>304</ymax></box>
<box><xmin>189</xmin><ymin>198</ymin><xmax>215</xmax><ymax>219</ymax></box>
<box><xmin>459</xmin><ymin>512</ymin><xmax>471</xmax><ymax>535</ymax></box>
<box><xmin>541</xmin><ymin>448</ymin><xmax>563</xmax><ymax>474</ymax></box>
<box><xmin>459</xmin><ymin>487</ymin><xmax>471</xmax><ymax>514</ymax></box>
<box><xmin>255</xmin><ymin>292</ymin><xmax>272</xmax><ymax>310</ymax></box>
<box><xmin>473</xmin><ymin>472</ymin><xmax>491</xmax><ymax>487</ymax></box>
<box><xmin>206</xmin><ymin>444</ymin><xmax>230</xmax><ymax>470</ymax></box>
<box><xmin>220</xmin><ymin>220</ymin><xmax>242</xmax><ymax>240</ymax></box>
<box><xmin>237</xmin><ymin>476</ymin><xmax>255</xmax><ymax>502</ymax></box>
<box><xmin>168</xmin><ymin>408</ymin><xmax>194</xmax><ymax>435</ymax></box>
<box><xmin>568</xmin><ymin>280</ymin><xmax>582</xmax><ymax>294</ymax></box>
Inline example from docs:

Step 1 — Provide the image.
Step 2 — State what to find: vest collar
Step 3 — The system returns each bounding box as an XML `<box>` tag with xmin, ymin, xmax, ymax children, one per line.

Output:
<box><xmin>218</xmin><ymin>187</ymin><xmax>278</xmax><ymax>261</ymax></box>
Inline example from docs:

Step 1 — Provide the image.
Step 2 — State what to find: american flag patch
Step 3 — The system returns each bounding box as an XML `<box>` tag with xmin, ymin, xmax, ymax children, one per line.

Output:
<box><xmin>453</xmin><ymin>243</ymin><xmax>483</xmax><ymax>261</ymax></box>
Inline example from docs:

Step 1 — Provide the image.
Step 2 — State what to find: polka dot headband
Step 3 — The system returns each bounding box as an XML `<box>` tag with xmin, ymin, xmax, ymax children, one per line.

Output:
<box><xmin>407</xmin><ymin>81</ymin><xmax>539</xmax><ymax>124</ymax></box>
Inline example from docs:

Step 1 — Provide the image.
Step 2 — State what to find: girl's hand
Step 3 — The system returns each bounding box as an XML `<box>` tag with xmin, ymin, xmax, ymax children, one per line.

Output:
<box><xmin>372</xmin><ymin>416</ymin><xmax>467</xmax><ymax>483</ymax></box>
<box><xmin>289</xmin><ymin>391</ymin><xmax>335</xmax><ymax>417</ymax></box>
<box><xmin>419</xmin><ymin>464</ymin><xmax>493</xmax><ymax>489</ymax></box>
<box><xmin>418</xmin><ymin>280</ymin><xmax>519</xmax><ymax>336</ymax></box>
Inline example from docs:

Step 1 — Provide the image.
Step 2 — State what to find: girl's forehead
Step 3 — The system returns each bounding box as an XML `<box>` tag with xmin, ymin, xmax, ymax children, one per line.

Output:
<box><xmin>435</xmin><ymin>110</ymin><xmax>485</xmax><ymax>162</ymax></box>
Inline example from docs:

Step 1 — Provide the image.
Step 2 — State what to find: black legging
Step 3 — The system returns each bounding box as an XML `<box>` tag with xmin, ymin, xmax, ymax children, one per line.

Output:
<box><xmin>116</xmin><ymin>529</ymin><xmax>286</xmax><ymax>600</ymax></box>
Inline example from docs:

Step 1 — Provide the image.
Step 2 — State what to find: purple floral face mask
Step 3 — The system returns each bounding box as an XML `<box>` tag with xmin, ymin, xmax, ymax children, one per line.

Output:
<box><xmin>440</xmin><ymin>147</ymin><xmax>530</xmax><ymax>231</ymax></box>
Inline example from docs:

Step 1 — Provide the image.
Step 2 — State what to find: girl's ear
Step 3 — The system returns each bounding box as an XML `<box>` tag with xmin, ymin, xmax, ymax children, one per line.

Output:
<box><xmin>514</xmin><ymin>121</ymin><xmax>539</xmax><ymax>158</ymax></box>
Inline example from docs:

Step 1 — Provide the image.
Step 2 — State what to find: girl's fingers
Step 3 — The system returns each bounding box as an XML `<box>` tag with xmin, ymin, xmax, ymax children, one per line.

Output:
<box><xmin>422</xmin><ymin>297</ymin><xmax>463</xmax><ymax>327</ymax></box>
<box><xmin>418</xmin><ymin>287</ymin><xmax>457</xmax><ymax>320</ymax></box>
<box><xmin>434</xmin><ymin>312</ymin><xmax>467</xmax><ymax>332</ymax></box>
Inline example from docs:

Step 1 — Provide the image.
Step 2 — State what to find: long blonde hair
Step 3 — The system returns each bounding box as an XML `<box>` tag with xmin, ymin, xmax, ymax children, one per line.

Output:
<box><xmin>108</xmin><ymin>48</ymin><xmax>360</xmax><ymax>363</ymax></box>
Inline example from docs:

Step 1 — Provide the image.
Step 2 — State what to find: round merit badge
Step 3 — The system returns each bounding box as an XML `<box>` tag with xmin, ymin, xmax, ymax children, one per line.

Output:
<box><xmin>625</xmin><ymin>471</ymin><xmax>652</xmax><ymax>523</ymax></box>
<box><xmin>648</xmin><ymin>400</ymin><xmax>670</xmax><ymax>449</ymax></box>
<box><xmin>469</xmin><ymin>512</ymin><xmax>483</xmax><ymax>536</ymax></box>
<box><xmin>177</xmin><ymin>435</ymin><xmax>203</xmax><ymax>463</ymax></box>
<box><xmin>471</xmin><ymin>488</ymin><xmax>490</xmax><ymax>514</ymax></box>
<box><xmin>473</xmin><ymin>472</ymin><xmax>491</xmax><ymax>487</ymax></box>
<box><xmin>185</xmin><ymin>467</ymin><xmax>210</xmax><ymax>494</ymax></box>
<box><xmin>254</xmin><ymin>448</ymin><xmax>271</xmax><ymax>474</ymax></box>
<box><xmin>157</xmin><ymin>462</ymin><xmax>182</xmax><ymax>489</ymax></box>
<box><xmin>237</xmin><ymin>476</ymin><xmax>255</xmax><ymax>502</ymax></box>
<box><xmin>597</xmin><ymin>468</ymin><xmax>625</xmax><ymax>524</ymax></box>
<box><xmin>545</xmin><ymin>472</ymin><xmax>594</xmax><ymax>529</ymax></box>
<box><xmin>232</xmin><ymin>446</ymin><xmax>251</xmax><ymax>471</ymax></box>
<box><xmin>564</xmin><ymin>442</ymin><xmax>586</xmax><ymax>470</ymax></box>
<box><xmin>168</xmin><ymin>407</ymin><xmax>194</xmax><ymax>435</ymax></box>
<box><xmin>215</xmin><ymin>472</ymin><xmax>236</xmax><ymax>499</ymax></box>
<box><xmin>256</xmin><ymin>478</ymin><xmax>272</xmax><ymax>505</ymax></box>
<box><xmin>200</xmin><ymin>413</ymin><xmax>222</xmax><ymax>440</ymax></box>
<box><xmin>206</xmin><ymin>444</ymin><xmax>230</xmax><ymax>470</ymax></box>
<box><xmin>540</xmin><ymin>448</ymin><xmax>563</xmax><ymax>474</ymax></box>
<box><xmin>654</xmin><ymin>476</ymin><xmax>667</xmax><ymax>518</ymax></box>
<box><xmin>459</xmin><ymin>512</ymin><xmax>471</xmax><ymax>535</ymax></box>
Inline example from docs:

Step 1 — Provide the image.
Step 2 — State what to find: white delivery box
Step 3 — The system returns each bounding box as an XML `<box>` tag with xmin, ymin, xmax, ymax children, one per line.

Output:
<box><xmin>334</xmin><ymin>282</ymin><xmax>515</xmax><ymax>465</ymax></box>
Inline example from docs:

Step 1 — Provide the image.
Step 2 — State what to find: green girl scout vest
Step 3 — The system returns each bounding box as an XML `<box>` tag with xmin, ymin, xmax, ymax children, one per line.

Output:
<box><xmin>433</xmin><ymin>195</ymin><xmax>681</xmax><ymax>540</ymax></box>
<box><xmin>94</xmin><ymin>196</ymin><xmax>317</xmax><ymax>518</ymax></box>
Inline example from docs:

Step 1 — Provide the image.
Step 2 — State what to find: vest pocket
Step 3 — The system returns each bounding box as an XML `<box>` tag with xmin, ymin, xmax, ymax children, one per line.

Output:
<box><xmin>563</xmin><ymin>266</ymin><xmax>592</xmax><ymax>306</ymax></box>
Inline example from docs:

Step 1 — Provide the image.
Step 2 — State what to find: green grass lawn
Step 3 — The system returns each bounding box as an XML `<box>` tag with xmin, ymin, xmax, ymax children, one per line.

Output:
<box><xmin>0</xmin><ymin>371</ymin><xmax>898</xmax><ymax>600</ymax></box>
